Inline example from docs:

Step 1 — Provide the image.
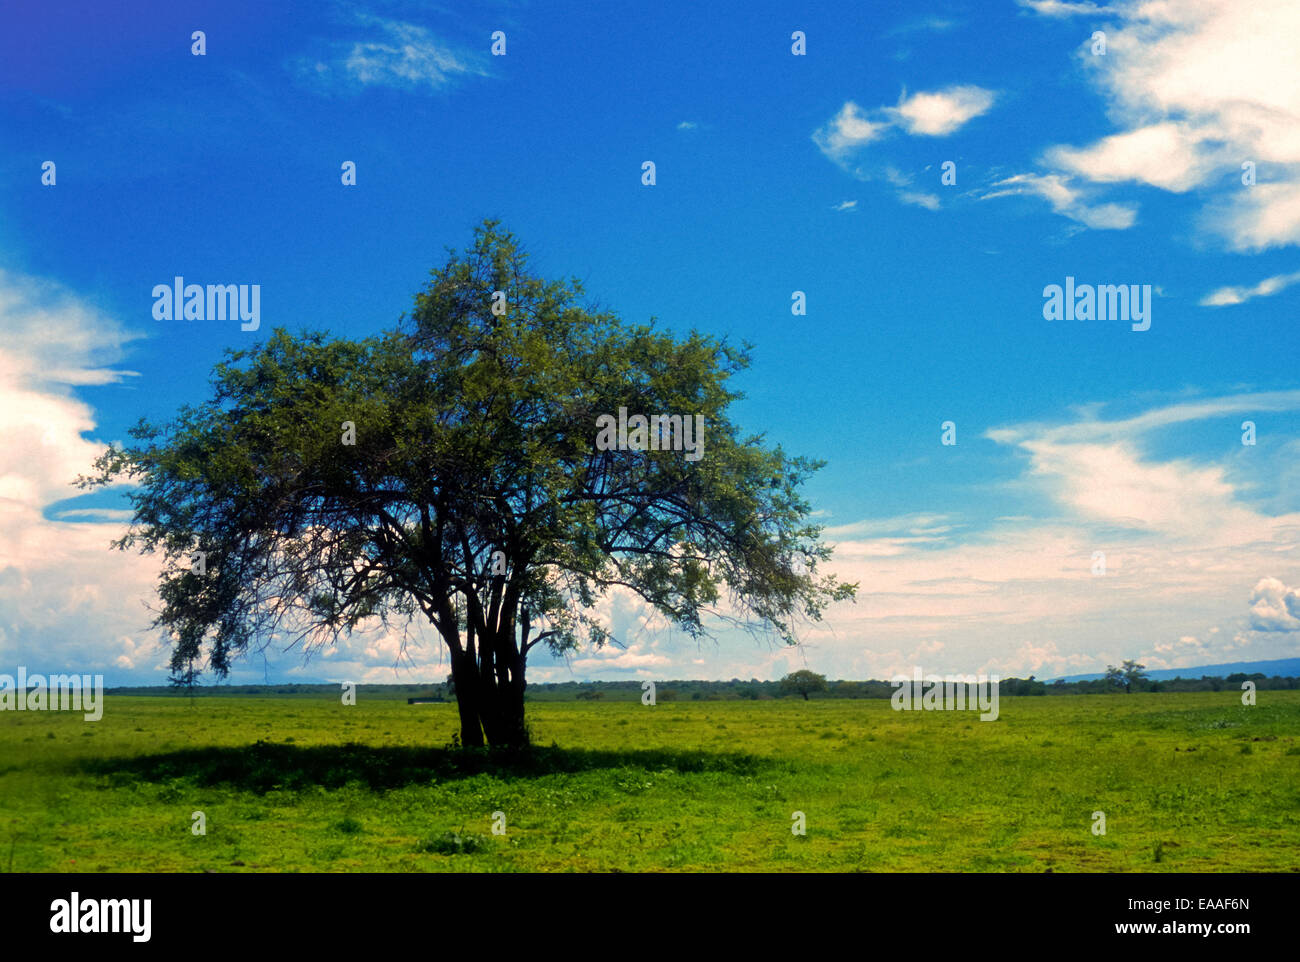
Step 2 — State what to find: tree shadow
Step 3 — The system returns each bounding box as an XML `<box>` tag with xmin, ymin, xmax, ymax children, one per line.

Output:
<box><xmin>81</xmin><ymin>741</ymin><xmax>776</xmax><ymax>793</ymax></box>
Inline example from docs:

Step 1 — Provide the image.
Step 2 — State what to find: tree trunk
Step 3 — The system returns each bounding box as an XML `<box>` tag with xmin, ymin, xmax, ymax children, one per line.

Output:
<box><xmin>450</xmin><ymin>651</ymin><xmax>485</xmax><ymax>747</ymax></box>
<box><xmin>802</xmin><ymin>691</ymin><xmax>809</xmax><ymax>701</ymax></box>
<box><xmin>449</xmin><ymin>631</ymin><xmax>529</xmax><ymax>750</ymax></box>
<box><xmin>477</xmin><ymin>630</ymin><xmax>529</xmax><ymax>749</ymax></box>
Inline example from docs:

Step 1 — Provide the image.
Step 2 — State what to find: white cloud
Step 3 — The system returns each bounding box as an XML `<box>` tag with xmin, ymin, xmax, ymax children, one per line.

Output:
<box><xmin>1200</xmin><ymin>270</ymin><xmax>1300</xmax><ymax>307</ymax></box>
<box><xmin>885</xmin><ymin>17</ymin><xmax>961</xmax><ymax>36</ymax></box>
<box><xmin>1017</xmin><ymin>0</ymin><xmax>1116</xmax><ymax>16</ymax></box>
<box><xmin>0</xmin><ymin>271</ymin><xmax>164</xmax><ymax>679</ymax></box>
<box><xmin>5</xmin><ymin>270</ymin><xmax>1296</xmax><ymax>686</ymax></box>
<box><xmin>984</xmin><ymin>173</ymin><xmax>1137</xmax><ymax>229</ymax></box>
<box><xmin>1205</xmin><ymin>180</ymin><xmax>1300</xmax><ymax>252</ymax></box>
<box><xmin>897</xmin><ymin>190</ymin><xmax>941</xmax><ymax>211</ymax></box>
<box><xmin>890</xmin><ymin>86</ymin><xmax>996</xmax><ymax>136</ymax></box>
<box><xmin>813</xmin><ymin>87</ymin><xmax>994</xmax><ymax>214</ymax></box>
<box><xmin>294</xmin><ymin>16</ymin><xmax>486</xmax><ymax>94</ymax></box>
<box><xmin>1038</xmin><ymin>0</ymin><xmax>1300</xmax><ymax>250</ymax></box>
<box><xmin>1045</xmin><ymin>122</ymin><xmax>1221</xmax><ymax>193</ymax></box>
<box><xmin>815</xmin><ymin>87</ymin><xmax>997</xmax><ymax>162</ymax></box>
<box><xmin>676</xmin><ymin>121</ymin><xmax>698</xmax><ymax>131</ymax></box>
<box><xmin>788</xmin><ymin>392</ymin><xmax>1300</xmax><ymax>679</ymax></box>
<box><xmin>1249</xmin><ymin>577</ymin><xmax>1300</xmax><ymax>631</ymax></box>
<box><xmin>813</xmin><ymin>101</ymin><xmax>888</xmax><ymax>161</ymax></box>
<box><xmin>832</xmin><ymin>200</ymin><xmax>858</xmax><ymax>212</ymax></box>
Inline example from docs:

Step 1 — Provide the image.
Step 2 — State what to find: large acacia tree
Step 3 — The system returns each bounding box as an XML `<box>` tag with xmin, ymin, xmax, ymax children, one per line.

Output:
<box><xmin>82</xmin><ymin>221</ymin><xmax>856</xmax><ymax>747</ymax></box>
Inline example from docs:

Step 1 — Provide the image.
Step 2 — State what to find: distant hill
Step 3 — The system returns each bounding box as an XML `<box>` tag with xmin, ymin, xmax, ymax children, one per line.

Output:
<box><xmin>1050</xmin><ymin>657</ymin><xmax>1300</xmax><ymax>683</ymax></box>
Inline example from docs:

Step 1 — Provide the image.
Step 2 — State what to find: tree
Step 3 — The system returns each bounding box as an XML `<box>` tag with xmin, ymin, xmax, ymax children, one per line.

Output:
<box><xmin>1121</xmin><ymin>659</ymin><xmax>1147</xmax><ymax>694</ymax></box>
<box><xmin>780</xmin><ymin>669</ymin><xmax>827</xmax><ymax>701</ymax></box>
<box><xmin>1105</xmin><ymin>660</ymin><xmax>1147</xmax><ymax>694</ymax></box>
<box><xmin>80</xmin><ymin>220</ymin><xmax>856</xmax><ymax>748</ymax></box>
<box><xmin>1103</xmin><ymin>665</ymin><xmax>1124</xmax><ymax>692</ymax></box>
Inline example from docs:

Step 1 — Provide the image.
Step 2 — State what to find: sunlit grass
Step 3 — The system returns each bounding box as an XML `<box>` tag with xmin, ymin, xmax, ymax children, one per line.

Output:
<box><xmin>0</xmin><ymin>692</ymin><xmax>1295</xmax><ymax>872</ymax></box>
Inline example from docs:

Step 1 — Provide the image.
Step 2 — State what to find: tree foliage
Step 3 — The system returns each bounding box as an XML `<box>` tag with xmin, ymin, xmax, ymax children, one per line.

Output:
<box><xmin>81</xmin><ymin>220</ymin><xmax>856</xmax><ymax>747</ymax></box>
<box><xmin>780</xmin><ymin>669</ymin><xmax>828</xmax><ymax>701</ymax></box>
<box><xmin>1105</xmin><ymin>660</ymin><xmax>1148</xmax><ymax>694</ymax></box>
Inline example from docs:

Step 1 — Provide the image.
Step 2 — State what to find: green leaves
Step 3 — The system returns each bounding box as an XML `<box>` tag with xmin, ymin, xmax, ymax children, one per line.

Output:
<box><xmin>82</xmin><ymin>219</ymin><xmax>856</xmax><ymax>686</ymax></box>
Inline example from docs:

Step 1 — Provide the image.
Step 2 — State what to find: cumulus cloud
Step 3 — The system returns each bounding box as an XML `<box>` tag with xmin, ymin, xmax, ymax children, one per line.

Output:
<box><xmin>1038</xmin><ymin>0</ymin><xmax>1300</xmax><ymax>250</ymax></box>
<box><xmin>0</xmin><ymin>270</ymin><xmax>163</xmax><ymax>678</ymax></box>
<box><xmin>0</xmin><ymin>270</ymin><xmax>460</xmax><ymax>687</ymax></box>
<box><xmin>1249</xmin><ymin>577</ymin><xmax>1300</xmax><ymax>631</ymax></box>
<box><xmin>890</xmin><ymin>86</ymin><xmax>996</xmax><ymax>136</ymax></box>
<box><xmin>1045</xmin><ymin>122</ymin><xmax>1221</xmax><ymax>194</ymax></box>
<box><xmin>815</xmin><ymin>86</ymin><xmax>996</xmax><ymax>160</ymax></box>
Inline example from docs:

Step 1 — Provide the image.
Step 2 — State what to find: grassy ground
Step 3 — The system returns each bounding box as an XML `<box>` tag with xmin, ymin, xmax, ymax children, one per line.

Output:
<box><xmin>1</xmin><ymin>691</ymin><xmax>1296</xmax><ymax>872</ymax></box>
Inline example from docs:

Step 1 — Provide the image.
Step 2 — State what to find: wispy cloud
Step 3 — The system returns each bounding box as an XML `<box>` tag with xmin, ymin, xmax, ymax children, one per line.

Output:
<box><xmin>885</xmin><ymin>17</ymin><xmax>961</xmax><ymax>37</ymax></box>
<box><xmin>292</xmin><ymin>15</ymin><xmax>487</xmax><ymax>95</ymax></box>
<box><xmin>795</xmin><ymin>392</ymin><xmax>1300</xmax><ymax>677</ymax></box>
<box><xmin>814</xmin><ymin>89</ymin><xmax>994</xmax><ymax>210</ymax></box>
<box><xmin>1200</xmin><ymin>270</ymin><xmax>1300</xmax><ymax>307</ymax></box>
<box><xmin>813</xmin><ymin>101</ymin><xmax>889</xmax><ymax>161</ymax></box>
<box><xmin>983</xmin><ymin>172</ymin><xmax>1137</xmax><ymax>229</ymax></box>
<box><xmin>1017</xmin><ymin>0</ymin><xmax>1116</xmax><ymax>17</ymax></box>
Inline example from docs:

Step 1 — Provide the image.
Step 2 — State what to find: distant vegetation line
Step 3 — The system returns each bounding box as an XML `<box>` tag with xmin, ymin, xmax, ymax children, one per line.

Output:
<box><xmin>107</xmin><ymin>673</ymin><xmax>1300</xmax><ymax>701</ymax></box>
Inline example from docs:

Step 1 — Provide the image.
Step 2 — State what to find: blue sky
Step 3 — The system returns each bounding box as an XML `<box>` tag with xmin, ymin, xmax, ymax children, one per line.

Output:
<box><xmin>2</xmin><ymin>0</ymin><xmax>1298</xmax><ymax>686</ymax></box>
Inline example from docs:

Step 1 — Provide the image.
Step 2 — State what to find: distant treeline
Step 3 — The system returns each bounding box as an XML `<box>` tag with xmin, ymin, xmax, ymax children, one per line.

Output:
<box><xmin>105</xmin><ymin>672</ymin><xmax>1300</xmax><ymax>701</ymax></box>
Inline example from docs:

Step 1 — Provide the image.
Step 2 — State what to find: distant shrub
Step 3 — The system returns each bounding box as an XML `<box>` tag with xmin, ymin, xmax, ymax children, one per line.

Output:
<box><xmin>418</xmin><ymin>831</ymin><xmax>487</xmax><ymax>855</ymax></box>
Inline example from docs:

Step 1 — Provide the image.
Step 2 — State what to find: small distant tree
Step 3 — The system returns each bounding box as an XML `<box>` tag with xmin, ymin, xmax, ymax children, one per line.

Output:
<box><xmin>1104</xmin><ymin>664</ymin><xmax>1124</xmax><ymax>692</ymax></box>
<box><xmin>780</xmin><ymin>669</ymin><xmax>827</xmax><ymax>701</ymax></box>
<box><xmin>1121</xmin><ymin>659</ymin><xmax>1147</xmax><ymax>693</ymax></box>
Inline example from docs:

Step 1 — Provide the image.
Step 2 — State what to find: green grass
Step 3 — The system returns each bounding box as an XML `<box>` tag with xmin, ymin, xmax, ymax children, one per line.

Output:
<box><xmin>1</xmin><ymin>692</ymin><xmax>1296</xmax><ymax>872</ymax></box>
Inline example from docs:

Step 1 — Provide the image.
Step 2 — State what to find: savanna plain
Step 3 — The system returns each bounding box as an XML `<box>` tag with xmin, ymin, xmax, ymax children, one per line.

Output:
<box><xmin>2</xmin><ymin>691</ymin><xmax>1296</xmax><ymax>872</ymax></box>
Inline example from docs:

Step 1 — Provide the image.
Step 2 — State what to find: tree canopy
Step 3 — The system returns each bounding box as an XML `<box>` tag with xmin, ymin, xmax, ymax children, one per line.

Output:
<box><xmin>81</xmin><ymin>220</ymin><xmax>856</xmax><ymax>747</ymax></box>
<box><xmin>780</xmin><ymin>669</ymin><xmax>828</xmax><ymax>701</ymax></box>
<box><xmin>1105</xmin><ymin>660</ymin><xmax>1148</xmax><ymax>694</ymax></box>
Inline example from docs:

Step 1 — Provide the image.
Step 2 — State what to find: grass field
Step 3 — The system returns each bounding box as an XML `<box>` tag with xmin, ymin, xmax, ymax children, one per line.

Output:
<box><xmin>2</xmin><ymin>692</ymin><xmax>1297</xmax><ymax>872</ymax></box>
